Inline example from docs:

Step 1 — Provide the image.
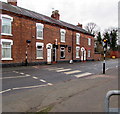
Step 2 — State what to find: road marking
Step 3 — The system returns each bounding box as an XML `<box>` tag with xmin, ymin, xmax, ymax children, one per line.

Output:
<box><xmin>25</xmin><ymin>74</ymin><xmax>31</xmax><ymax>76</ymax></box>
<box><xmin>47</xmin><ymin>83</ymin><xmax>53</xmax><ymax>86</ymax></box>
<box><xmin>13</xmin><ymin>71</ymin><xmax>19</xmax><ymax>73</ymax></box>
<box><xmin>0</xmin><ymin>75</ymin><xmax>31</xmax><ymax>80</ymax></box>
<box><xmin>64</xmin><ymin>70</ymin><xmax>81</xmax><ymax>74</ymax></box>
<box><xmin>47</xmin><ymin>67</ymin><xmax>64</xmax><ymax>71</ymax></box>
<box><xmin>40</xmin><ymin>79</ymin><xmax>46</xmax><ymax>83</ymax></box>
<box><xmin>12</xmin><ymin>84</ymin><xmax>51</xmax><ymax>90</ymax></box>
<box><xmin>75</xmin><ymin>72</ymin><xmax>93</xmax><ymax>78</ymax></box>
<box><xmin>56</xmin><ymin>69</ymin><xmax>71</xmax><ymax>72</ymax></box>
<box><xmin>0</xmin><ymin>89</ymin><xmax>11</xmax><ymax>94</ymax></box>
<box><xmin>105</xmin><ymin>68</ymin><xmax>109</xmax><ymax>71</ymax></box>
<box><xmin>20</xmin><ymin>73</ymin><xmax>24</xmax><ymax>75</ymax></box>
<box><xmin>32</xmin><ymin>76</ymin><xmax>38</xmax><ymax>79</ymax></box>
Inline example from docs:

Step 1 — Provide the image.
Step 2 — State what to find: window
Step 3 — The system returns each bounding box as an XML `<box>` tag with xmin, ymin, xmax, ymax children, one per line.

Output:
<box><xmin>1</xmin><ymin>39</ymin><xmax>13</xmax><ymax>60</ymax></box>
<box><xmin>60</xmin><ymin>29</ymin><xmax>66</xmax><ymax>42</ymax></box>
<box><xmin>1</xmin><ymin>15</ymin><xmax>13</xmax><ymax>36</ymax></box>
<box><xmin>76</xmin><ymin>46</ymin><xmax>80</xmax><ymax>58</ymax></box>
<box><xmin>60</xmin><ymin>47</ymin><xmax>65</xmax><ymax>59</ymax></box>
<box><xmin>36</xmin><ymin>23</ymin><xmax>44</xmax><ymax>39</ymax></box>
<box><xmin>88</xmin><ymin>50</ymin><xmax>91</xmax><ymax>57</ymax></box>
<box><xmin>88</xmin><ymin>38</ymin><xmax>91</xmax><ymax>46</ymax></box>
<box><xmin>36</xmin><ymin>42</ymin><xmax>44</xmax><ymax>59</ymax></box>
<box><xmin>76</xmin><ymin>33</ymin><xmax>80</xmax><ymax>45</ymax></box>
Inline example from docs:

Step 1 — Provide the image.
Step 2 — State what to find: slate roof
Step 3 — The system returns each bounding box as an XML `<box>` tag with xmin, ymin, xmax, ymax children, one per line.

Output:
<box><xmin>1</xmin><ymin>2</ymin><xmax>94</xmax><ymax>36</ymax></box>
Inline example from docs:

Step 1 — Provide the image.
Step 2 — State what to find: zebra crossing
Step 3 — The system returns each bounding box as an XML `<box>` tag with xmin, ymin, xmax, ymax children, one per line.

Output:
<box><xmin>45</xmin><ymin>67</ymin><xmax>93</xmax><ymax>78</ymax></box>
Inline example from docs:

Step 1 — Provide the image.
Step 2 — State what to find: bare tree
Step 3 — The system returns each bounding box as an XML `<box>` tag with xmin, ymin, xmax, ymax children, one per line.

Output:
<box><xmin>84</xmin><ymin>22</ymin><xmax>99</xmax><ymax>35</ymax></box>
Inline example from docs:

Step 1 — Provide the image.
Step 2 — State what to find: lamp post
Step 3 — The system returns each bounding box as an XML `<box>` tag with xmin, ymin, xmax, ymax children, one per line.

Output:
<box><xmin>25</xmin><ymin>40</ymin><xmax>31</xmax><ymax>66</ymax></box>
<box><xmin>103</xmin><ymin>39</ymin><xmax>108</xmax><ymax>74</ymax></box>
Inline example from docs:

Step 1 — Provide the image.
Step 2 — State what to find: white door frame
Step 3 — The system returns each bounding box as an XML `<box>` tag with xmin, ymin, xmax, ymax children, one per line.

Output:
<box><xmin>46</xmin><ymin>43</ymin><xmax>52</xmax><ymax>64</ymax></box>
<box><xmin>81</xmin><ymin>47</ymin><xmax>86</xmax><ymax>61</ymax></box>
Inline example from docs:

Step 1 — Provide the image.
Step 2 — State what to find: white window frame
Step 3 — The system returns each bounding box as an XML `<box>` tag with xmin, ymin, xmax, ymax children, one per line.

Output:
<box><xmin>1</xmin><ymin>39</ymin><xmax>13</xmax><ymax>60</ymax></box>
<box><xmin>60</xmin><ymin>47</ymin><xmax>65</xmax><ymax>59</ymax></box>
<box><xmin>76</xmin><ymin>33</ymin><xmax>80</xmax><ymax>45</ymax></box>
<box><xmin>36</xmin><ymin>42</ymin><xmax>44</xmax><ymax>59</ymax></box>
<box><xmin>88</xmin><ymin>50</ymin><xmax>91</xmax><ymax>58</ymax></box>
<box><xmin>76</xmin><ymin>46</ymin><xmax>80</xmax><ymax>58</ymax></box>
<box><xmin>1</xmin><ymin>14</ymin><xmax>13</xmax><ymax>36</ymax></box>
<box><xmin>88</xmin><ymin>38</ymin><xmax>91</xmax><ymax>46</ymax></box>
<box><xmin>60</xmin><ymin>29</ymin><xmax>66</xmax><ymax>43</ymax></box>
<box><xmin>36</xmin><ymin>23</ymin><xmax>44</xmax><ymax>40</ymax></box>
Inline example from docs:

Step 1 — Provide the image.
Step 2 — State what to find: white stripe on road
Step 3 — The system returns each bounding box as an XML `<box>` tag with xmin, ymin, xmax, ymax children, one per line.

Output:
<box><xmin>25</xmin><ymin>74</ymin><xmax>31</xmax><ymax>76</ymax></box>
<box><xmin>47</xmin><ymin>83</ymin><xmax>53</xmax><ymax>86</ymax></box>
<box><xmin>57</xmin><ymin>69</ymin><xmax>71</xmax><ymax>72</ymax></box>
<box><xmin>13</xmin><ymin>71</ymin><xmax>19</xmax><ymax>73</ymax></box>
<box><xmin>40</xmin><ymin>79</ymin><xmax>46</xmax><ymax>83</ymax></box>
<box><xmin>105</xmin><ymin>68</ymin><xmax>109</xmax><ymax>71</ymax></box>
<box><xmin>0</xmin><ymin>89</ymin><xmax>11</xmax><ymax>94</ymax></box>
<box><xmin>75</xmin><ymin>72</ymin><xmax>93</xmax><ymax>78</ymax></box>
<box><xmin>32</xmin><ymin>76</ymin><xmax>38</xmax><ymax>79</ymax></box>
<box><xmin>64</xmin><ymin>70</ymin><xmax>81</xmax><ymax>75</ymax></box>
<box><xmin>20</xmin><ymin>73</ymin><xmax>24</xmax><ymax>75</ymax></box>
<box><xmin>0</xmin><ymin>75</ymin><xmax>31</xmax><ymax>80</ymax></box>
<box><xmin>12</xmin><ymin>83</ymin><xmax>53</xmax><ymax>90</ymax></box>
<box><xmin>47</xmin><ymin>67</ymin><xmax>64</xmax><ymax>71</ymax></box>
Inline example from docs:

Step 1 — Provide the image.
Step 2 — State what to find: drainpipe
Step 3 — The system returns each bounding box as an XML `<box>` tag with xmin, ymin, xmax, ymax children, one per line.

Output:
<box><xmin>70</xmin><ymin>31</ymin><xmax>74</xmax><ymax>64</ymax></box>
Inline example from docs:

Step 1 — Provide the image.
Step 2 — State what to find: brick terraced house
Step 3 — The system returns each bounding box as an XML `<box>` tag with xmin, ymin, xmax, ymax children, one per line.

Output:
<box><xmin>0</xmin><ymin>0</ymin><xmax>94</xmax><ymax>67</ymax></box>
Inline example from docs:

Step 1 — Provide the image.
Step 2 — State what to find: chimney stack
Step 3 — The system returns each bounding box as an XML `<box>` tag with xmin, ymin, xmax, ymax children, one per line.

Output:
<box><xmin>77</xmin><ymin>23</ymin><xmax>82</xmax><ymax>28</ymax></box>
<box><xmin>51</xmin><ymin>10</ymin><xmax>60</xmax><ymax>20</ymax></box>
<box><xmin>7</xmin><ymin>0</ymin><xmax>17</xmax><ymax>6</ymax></box>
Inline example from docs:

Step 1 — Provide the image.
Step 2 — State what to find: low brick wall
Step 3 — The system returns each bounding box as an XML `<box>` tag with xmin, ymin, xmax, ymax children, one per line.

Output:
<box><xmin>94</xmin><ymin>53</ymin><xmax>101</xmax><ymax>61</ymax></box>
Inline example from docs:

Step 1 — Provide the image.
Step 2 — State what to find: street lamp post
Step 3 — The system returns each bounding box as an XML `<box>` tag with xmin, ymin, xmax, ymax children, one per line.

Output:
<box><xmin>103</xmin><ymin>39</ymin><xmax>107</xmax><ymax>74</ymax></box>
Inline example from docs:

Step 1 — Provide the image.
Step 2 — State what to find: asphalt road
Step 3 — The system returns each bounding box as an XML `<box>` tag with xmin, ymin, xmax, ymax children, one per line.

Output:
<box><xmin>1</xmin><ymin>59</ymin><xmax>119</xmax><ymax>94</ymax></box>
<box><xmin>1</xmin><ymin>59</ymin><xmax>119</xmax><ymax>112</ymax></box>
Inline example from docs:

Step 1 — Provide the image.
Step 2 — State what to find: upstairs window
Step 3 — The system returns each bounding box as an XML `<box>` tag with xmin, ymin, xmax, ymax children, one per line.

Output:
<box><xmin>88</xmin><ymin>38</ymin><xmax>91</xmax><ymax>46</ymax></box>
<box><xmin>36</xmin><ymin>42</ymin><xmax>44</xmax><ymax>59</ymax></box>
<box><xmin>1</xmin><ymin>39</ymin><xmax>13</xmax><ymax>60</ymax></box>
<box><xmin>1</xmin><ymin>15</ymin><xmax>13</xmax><ymax>36</ymax></box>
<box><xmin>36</xmin><ymin>23</ymin><xmax>44</xmax><ymax>39</ymax></box>
<box><xmin>60</xmin><ymin>29</ymin><xmax>66</xmax><ymax>42</ymax></box>
<box><xmin>76</xmin><ymin>33</ymin><xmax>80</xmax><ymax>45</ymax></box>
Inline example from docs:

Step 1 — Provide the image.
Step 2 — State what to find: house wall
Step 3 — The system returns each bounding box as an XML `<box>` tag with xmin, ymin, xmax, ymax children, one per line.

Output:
<box><xmin>1</xmin><ymin>10</ymin><xmax>94</xmax><ymax>66</ymax></box>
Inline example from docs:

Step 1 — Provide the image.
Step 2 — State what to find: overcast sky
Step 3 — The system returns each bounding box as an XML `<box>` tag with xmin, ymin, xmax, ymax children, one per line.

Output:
<box><xmin>1</xmin><ymin>0</ymin><xmax>119</xmax><ymax>32</ymax></box>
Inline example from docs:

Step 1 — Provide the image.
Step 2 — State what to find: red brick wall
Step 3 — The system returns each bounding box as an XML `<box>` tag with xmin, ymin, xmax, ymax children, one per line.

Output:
<box><xmin>1</xmin><ymin>11</ymin><xmax>94</xmax><ymax>65</ymax></box>
<box><xmin>94</xmin><ymin>53</ymin><xmax>101</xmax><ymax>61</ymax></box>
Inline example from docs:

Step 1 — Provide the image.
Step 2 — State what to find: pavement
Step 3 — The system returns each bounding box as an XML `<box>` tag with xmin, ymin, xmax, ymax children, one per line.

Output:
<box><xmin>2</xmin><ymin>66</ymin><xmax>118</xmax><ymax>112</ymax></box>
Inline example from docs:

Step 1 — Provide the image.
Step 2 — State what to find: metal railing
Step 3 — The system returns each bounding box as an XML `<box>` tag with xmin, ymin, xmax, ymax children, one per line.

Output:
<box><xmin>105</xmin><ymin>90</ymin><xmax>120</xmax><ymax>112</ymax></box>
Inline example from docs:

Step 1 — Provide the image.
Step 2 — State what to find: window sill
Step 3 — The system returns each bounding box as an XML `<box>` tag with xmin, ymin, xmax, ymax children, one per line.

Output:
<box><xmin>36</xmin><ymin>57</ymin><xmax>44</xmax><ymax>60</ymax></box>
<box><xmin>1</xmin><ymin>58</ymin><xmax>13</xmax><ymax>61</ymax></box>
<box><xmin>76</xmin><ymin>57</ymin><xmax>80</xmax><ymax>58</ymax></box>
<box><xmin>76</xmin><ymin>43</ymin><xmax>80</xmax><ymax>45</ymax></box>
<box><xmin>36</xmin><ymin>37</ymin><xmax>43</xmax><ymax>40</ymax></box>
<box><xmin>1</xmin><ymin>33</ymin><xmax>13</xmax><ymax>36</ymax></box>
<box><xmin>61</xmin><ymin>41</ymin><xmax>65</xmax><ymax>43</ymax></box>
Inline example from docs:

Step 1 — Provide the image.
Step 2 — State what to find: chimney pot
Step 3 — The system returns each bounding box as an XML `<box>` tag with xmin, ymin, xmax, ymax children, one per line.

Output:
<box><xmin>77</xmin><ymin>23</ymin><xmax>82</xmax><ymax>28</ymax></box>
<box><xmin>7</xmin><ymin>0</ymin><xmax>17</xmax><ymax>6</ymax></box>
<box><xmin>51</xmin><ymin>10</ymin><xmax>60</xmax><ymax>20</ymax></box>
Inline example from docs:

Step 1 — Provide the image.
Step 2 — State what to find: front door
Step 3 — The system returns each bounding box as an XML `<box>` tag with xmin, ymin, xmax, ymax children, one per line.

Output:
<box><xmin>53</xmin><ymin>48</ymin><xmax>56</xmax><ymax>62</ymax></box>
